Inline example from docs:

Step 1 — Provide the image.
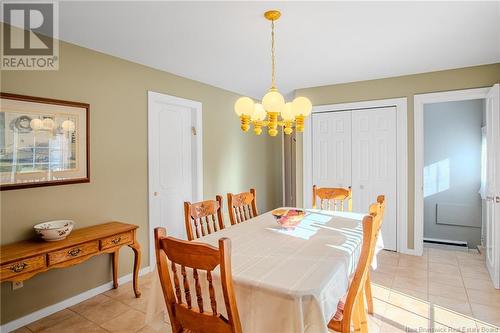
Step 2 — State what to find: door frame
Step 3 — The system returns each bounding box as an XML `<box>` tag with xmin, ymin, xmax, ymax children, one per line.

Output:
<box><xmin>303</xmin><ymin>97</ymin><xmax>408</xmax><ymax>253</ymax></box>
<box><xmin>414</xmin><ymin>87</ymin><xmax>490</xmax><ymax>256</ymax></box>
<box><xmin>485</xmin><ymin>84</ymin><xmax>500</xmax><ymax>289</ymax></box>
<box><xmin>282</xmin><ymin>131</ymin><xmax>286</xmax><ymax>206</ymax></box>
<box><xmin>147</xmin><ymin>91</ymin><xmax>203</xmax><ymax>269</ymax></box>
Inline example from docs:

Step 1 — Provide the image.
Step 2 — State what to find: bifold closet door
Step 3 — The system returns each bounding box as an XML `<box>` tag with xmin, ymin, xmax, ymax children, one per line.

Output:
<box><xmin>352</xmin><ymin>107</ymin><xmax>397</xmax><ymax>251</ymax></box>
<box><xmin>312</xmin><ymin>111</ymin><xmax>352</xmax><ymax>207</ymax></box>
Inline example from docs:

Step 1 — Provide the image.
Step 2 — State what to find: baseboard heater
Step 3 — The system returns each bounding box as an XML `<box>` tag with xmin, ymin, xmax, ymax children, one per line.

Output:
<box><xmin>423</xmin><ymin>237</ymin><xmax>468</xmax><ymax>248</ymax></box>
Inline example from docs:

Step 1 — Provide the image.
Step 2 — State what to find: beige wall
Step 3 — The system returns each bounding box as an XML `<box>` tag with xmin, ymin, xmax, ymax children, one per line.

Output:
<box><xmin>294</xmin><ymin>63</ymin><xmax>500</xmax><ymax>250</ymax></box>
<box><xmin>0</xmin><ymin>39</ymin><xmax>283</xmax><ymax>324</ymax></box>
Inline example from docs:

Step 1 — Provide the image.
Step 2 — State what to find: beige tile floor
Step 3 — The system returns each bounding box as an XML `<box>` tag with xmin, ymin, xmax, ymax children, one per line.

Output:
<box><xmin>371</xmin><ymin>247</ymin><xmax>500</xmax><ymax>332</ymax></box>
<box><xmin>13</xmin><ymin>247</ymin><xmax>500</xmax><ymax>333</ymax></box>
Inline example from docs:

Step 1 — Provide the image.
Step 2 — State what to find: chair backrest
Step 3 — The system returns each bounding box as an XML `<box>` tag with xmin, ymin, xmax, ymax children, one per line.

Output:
<box><xmin>227</xmin><ymin>188</ymin><xmax>258</xmax><ymax>225</ymax></box>
<box><xmin>184</xmin><ymin>196</ymin><xmax>225</xmax><ymax>241</ymax></box>
<box><xmin>333</xmin><ymin>211</ymin><xmax>379</xmax><ymax>332</ymax></box>
<box><xmin>369</xmin><ymin>195</ymin><xmax>386</xmax><ymax>233</ymax></box>
<box><xmin>312</xmin><ymin>185</ymin><xmax>352</xmax><ymax>211</ymax></box>
<box><xmin>154</xmin><ymin>227</ymin><xmax>242</xmax><ymax>333</ymax></box>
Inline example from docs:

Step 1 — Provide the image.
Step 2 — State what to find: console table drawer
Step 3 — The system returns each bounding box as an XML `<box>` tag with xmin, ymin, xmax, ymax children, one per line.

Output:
<box><xmin>48</xmin><ymin>241</ymin><xmax>99</xmax><ymax>265</ymax></box>
<box><xmin>101</xmin><ymin>232</ymin><xmax>132</xmax><ymax>250</ymax></box>
<box><xmin>1</xmin><ymin>255</ymin><xmax>46</xmax><ymax>280</ymax></box>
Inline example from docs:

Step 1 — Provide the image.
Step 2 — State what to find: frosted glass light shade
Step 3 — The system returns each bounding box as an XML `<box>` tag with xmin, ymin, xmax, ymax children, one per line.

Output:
<box><xmin>30</xmin><ymin>118</ymin><xmax>43</xmax><ymax>130</ymax></box>
<box><xmin>42</xmin><ymin>118</ymin><xmax>54</xmax><ymax>130</ymax></box>
<box><xmin>292</xmin><ymin>97</ymin><xmax>312</xmax><ymax>117</ymax></box>
<box><xmin>280</xmin><ymin>102</ymin><xmax>294</xmax><ymax>121</ymax></box>
<box><xmin>262</xmin><ymin>90</ymin><xmax>285</xmax><ymax>113</ymax></box>
<box><xmin>62</xmin><ymin>120</ymin><xmax>76</xmax><ymax>132</ymax></box>
<box><xmin>234</xmin><ymin>97</ymin><xmax>255</xmax><ymax>116</ymax></box>
<box><xmin>251</xmin><ymin>103</ymin><xmax>267</xmax><ymax>121</ymax></box>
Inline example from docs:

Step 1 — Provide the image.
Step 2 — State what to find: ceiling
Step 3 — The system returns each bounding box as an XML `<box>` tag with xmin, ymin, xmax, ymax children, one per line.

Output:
<box><xmin>57</xmin><ymin>1</ymin><xmax>500</xmax><ymax>98</ymax></box>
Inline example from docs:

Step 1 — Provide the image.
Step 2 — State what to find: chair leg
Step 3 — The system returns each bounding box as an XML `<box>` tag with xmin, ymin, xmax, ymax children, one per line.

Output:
<box><xmin>365</xmin><ymin>272</ymin><xmax>374</xmax><ymax>314</ymax></box>
<box><xmin>358</xmin><ymin>289</ymin><xmax>369</xmax><ymax>333</ymax></box>
<box><xmin>352</xmin><ymin>296</ymin><xmax>362</xmax><ymax>333</ymax></box>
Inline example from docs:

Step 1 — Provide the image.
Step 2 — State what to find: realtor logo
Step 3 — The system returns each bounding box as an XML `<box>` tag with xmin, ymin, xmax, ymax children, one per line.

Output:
<box><xmin>1</xmin><ymin>1</ymin><xmax>59</xmax><ymax>70</ymax></box>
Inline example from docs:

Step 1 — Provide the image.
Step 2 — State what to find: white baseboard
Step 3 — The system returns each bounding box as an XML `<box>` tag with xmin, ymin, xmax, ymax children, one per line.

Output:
<box><xmin>423</xmin><ymin>237</ymin><xmax>468</xmax><ymax>246</ymax></box>
<box><xmin>1</xmin><ymin>266</ymin><xmax>152</xmax><ymax>333</ymax></box>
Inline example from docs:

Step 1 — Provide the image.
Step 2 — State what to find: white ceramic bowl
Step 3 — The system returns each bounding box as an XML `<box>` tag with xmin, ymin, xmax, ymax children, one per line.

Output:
<box><xmin>34</xmin><ymin>220</ymin><xmax>74</xmax><ymax>241</ymax></box>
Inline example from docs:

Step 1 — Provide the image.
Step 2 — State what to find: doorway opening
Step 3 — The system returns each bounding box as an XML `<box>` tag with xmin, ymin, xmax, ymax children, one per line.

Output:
<box><xmin>415</xmin><ymin>85</ymin><xmax>500</xmax><ymax>288</ymax></box>
<box><xmin>422</xmin><ymin>99</ymin><xmax>485</xmax><ymax>251</ymax></box>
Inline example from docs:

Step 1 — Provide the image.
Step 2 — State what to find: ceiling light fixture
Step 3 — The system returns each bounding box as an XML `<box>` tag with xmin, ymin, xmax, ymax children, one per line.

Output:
<box><xmin>234</xmin><ymin>10</ymin><xmax>312</xmax><ymax>137</ymax></box>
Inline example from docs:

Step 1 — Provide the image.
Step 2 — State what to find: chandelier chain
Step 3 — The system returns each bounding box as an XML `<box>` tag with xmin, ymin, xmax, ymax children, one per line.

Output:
<box><xmin>271</xmin><ymin>20</ymin><xmax>276</xmax><ymax>89</ymax></box>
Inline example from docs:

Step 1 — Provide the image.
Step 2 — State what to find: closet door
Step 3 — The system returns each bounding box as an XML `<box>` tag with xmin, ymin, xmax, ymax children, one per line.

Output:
<box><xmin>312</xmin><ymin>111</ymin><xmax>352</xmax><ymax>198</ymax></box>
<box><xmin>352</xmin><ymin>107</ymin><xmax>397</xmax><ymax>250</ymax></box>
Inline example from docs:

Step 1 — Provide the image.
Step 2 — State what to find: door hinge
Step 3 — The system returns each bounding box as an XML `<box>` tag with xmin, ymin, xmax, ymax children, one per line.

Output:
<box><xmin>191</xmin><ymin>126</ymin><xmax>197</xmax><ymax>136</ymax></box>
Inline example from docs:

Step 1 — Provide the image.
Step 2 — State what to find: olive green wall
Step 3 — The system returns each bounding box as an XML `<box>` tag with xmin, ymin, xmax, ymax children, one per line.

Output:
<box><xmin>294</xmin><ymin>63</ymin><xmax>500</xmax><ymax>250</ymax></box>
<box><xmin>0</xmin><ymin>39</ymin><xmax>283</xmax><ymax>324</ymax></box>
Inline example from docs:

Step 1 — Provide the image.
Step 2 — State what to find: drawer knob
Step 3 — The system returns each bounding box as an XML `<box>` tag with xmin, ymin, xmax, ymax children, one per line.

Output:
<box><xmin>68</xmin><ymin>248</ymin><xmax>81</xmax><ymax>257</ymax></box>
<box><xmin>111</xmin><ymin>237</ymin><xmax>121</xmax><ymax>245</ymax></box>
<box><xmin>10</xmin><ymin>262</ymin><xmax>27</xmax><ymax>273</ymax></box>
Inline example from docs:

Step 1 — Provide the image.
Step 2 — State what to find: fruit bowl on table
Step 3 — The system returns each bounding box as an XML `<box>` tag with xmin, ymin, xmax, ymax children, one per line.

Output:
<box><xmin>272</xmin><ymin>209</ymin><xmax>306</xmax><ymax>229</ymax></box>
<box><xmin>34</xmin><ymin>220</ymin><xmax>74</xmax><ymax>241</ymax></box>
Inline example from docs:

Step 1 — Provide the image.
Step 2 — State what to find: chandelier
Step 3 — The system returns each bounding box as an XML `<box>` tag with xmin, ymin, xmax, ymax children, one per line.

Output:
<box><xmin>234</xmin><ymin>10</ymin><xmax>312</xmax><ymax>137</ymax></box>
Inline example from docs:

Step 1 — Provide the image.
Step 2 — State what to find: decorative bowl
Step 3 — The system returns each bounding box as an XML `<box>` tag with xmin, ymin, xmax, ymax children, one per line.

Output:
<box><xmin>34</xmin><ymin>220</ymin><xmax>74</xmax><ymax>241</ymax></box>
<box><xmin>272</xmin><ymin>209</ymin><xmax>306</xmax><ymax>229</ymax></box>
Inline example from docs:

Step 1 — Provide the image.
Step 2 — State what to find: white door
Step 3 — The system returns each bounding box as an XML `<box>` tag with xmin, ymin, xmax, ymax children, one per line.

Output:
<box><xmin>148</xmin><ymin>92</ymin><xmax>201</xmax><ymax>266</ymax></box>
<box><xmin>352</xmin><ymin>107</ymin><xmax>398</xmax><ymax>251</ymax></box>
<box><xmin>312</xmin><ymin>111</ymin><xmax>352</xmax><ymax>208</ymax></box>
<box><xmin>485</xmin><ymin>84</ymin><xmax>500</xmax><ymax>289</ymax></box>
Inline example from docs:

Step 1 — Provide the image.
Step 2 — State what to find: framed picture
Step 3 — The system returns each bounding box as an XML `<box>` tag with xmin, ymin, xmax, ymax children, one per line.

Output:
<box><xmin>0</xmin><ymin>93</ymin><xmax>90</xmax><ymax>190</ymax></box>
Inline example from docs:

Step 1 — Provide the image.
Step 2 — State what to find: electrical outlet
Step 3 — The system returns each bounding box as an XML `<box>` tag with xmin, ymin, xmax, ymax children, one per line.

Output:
<box><xmin>12</xmin><ymin>281</ymin><xmax>23</xmax><ymax>290</ymax></box>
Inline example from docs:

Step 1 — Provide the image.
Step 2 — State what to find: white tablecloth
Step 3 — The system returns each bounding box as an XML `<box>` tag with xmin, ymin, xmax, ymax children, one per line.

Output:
<box><xmin>146</xmin><ymin>208</ymin><xmax>374</xmax><ymax>333</ymax></box>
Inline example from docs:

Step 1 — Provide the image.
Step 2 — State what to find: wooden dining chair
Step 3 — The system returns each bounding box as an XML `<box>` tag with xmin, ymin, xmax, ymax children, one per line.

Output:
<box><xmin>227</xmin><ymin>188</ymin><xmax>258</xmax><ymax>225</ymax></box>
<box><xmin>312</xmin><ymin>185</ymin><xmax>352</xmax><ymax>211</ymax></box>
<box><xmin>184</xmin><ymin>196</ymin><xmax>225</xmax><ymax>241</ymax></box>
<box><xmin>364</xmin><ymin>195</ymin><xmax>386</xmax><ymax>315</ymax></box>
<box><xmin>154</xmin><ymin>227</ymin><xmax>242</xmax><ymax>333</ymax></box>
<box><xmin>328</xmin><ymin>208</ymin><xmax>382</xmax><ymax>333</ymax></box>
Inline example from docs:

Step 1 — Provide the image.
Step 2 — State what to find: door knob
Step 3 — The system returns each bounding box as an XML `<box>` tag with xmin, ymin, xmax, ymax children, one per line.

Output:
<box><xmin>154</xmin><ymin>192</ymin><xmax>158</xmax><ymax>197</ymax></box>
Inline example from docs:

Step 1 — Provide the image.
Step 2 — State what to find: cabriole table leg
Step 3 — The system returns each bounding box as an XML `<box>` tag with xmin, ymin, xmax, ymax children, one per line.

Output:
<box><xmin>129</xmin><ymin>242</ymin><xmax>141</xmax><ymax>298</ymax></box>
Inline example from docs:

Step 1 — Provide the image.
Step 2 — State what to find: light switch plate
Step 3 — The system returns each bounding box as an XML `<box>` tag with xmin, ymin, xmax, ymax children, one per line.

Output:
<box><xmin>12</xmin><ymin>281</ymin><xmax>23</xmax><ymax>290</ymax></box>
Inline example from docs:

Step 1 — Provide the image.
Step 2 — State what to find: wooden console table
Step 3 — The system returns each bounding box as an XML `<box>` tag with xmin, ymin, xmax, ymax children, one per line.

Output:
<box><xmin>0</xmin><ymin>222</ymin><xmax>142</xmax><ymax>297</ymax></box>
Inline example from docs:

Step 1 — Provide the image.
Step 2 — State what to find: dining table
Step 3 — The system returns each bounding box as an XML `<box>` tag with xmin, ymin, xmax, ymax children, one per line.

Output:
<box><xmin>146</xmin><ymin>207</ymin><xmax>383</xmax><ymax>333</ymax></box>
